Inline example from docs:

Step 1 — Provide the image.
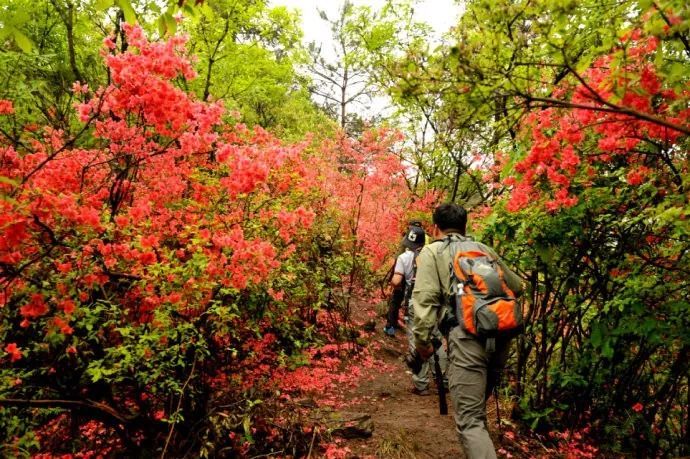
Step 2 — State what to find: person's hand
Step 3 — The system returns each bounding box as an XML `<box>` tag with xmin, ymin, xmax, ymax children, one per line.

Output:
<box><xmin>416</xmin><ymin>342</ymin><xmax>434</xmax><ymax>361</ymax></box>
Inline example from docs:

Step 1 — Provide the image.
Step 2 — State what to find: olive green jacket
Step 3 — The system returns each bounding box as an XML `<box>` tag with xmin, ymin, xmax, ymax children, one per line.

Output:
<box><xmin>411</xmin><ymin>232</ymin><xmax>524</xmax><ymax>348</ymax></box>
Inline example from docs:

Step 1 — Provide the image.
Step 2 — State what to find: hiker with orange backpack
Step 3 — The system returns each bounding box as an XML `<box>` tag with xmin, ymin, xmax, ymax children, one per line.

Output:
<box><xmin>411</xmin><ymin>203</ymin><xmax>524</xmax><ymax>459</ymax></box>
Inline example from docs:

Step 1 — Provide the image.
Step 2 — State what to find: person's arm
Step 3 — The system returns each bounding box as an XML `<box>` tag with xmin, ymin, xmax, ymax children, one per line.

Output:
<box><xmin>412</xmin><ymin>246</ymin><xmax>441</xmax><ymax>358</ymax></box>
<box><xmin>390</xmin><ymin>273</ymin><xmax>404</xmax><ymax>289</ymax></box>
<box><xmin>390</xmin><ymin>254</ymin><xmax>406</xmax><ymax>289</ymax></box>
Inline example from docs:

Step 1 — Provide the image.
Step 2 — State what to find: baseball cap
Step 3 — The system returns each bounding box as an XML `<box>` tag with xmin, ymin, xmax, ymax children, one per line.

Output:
<box><xmin>402</xmin><ymin>225</ymin><xmax>425</xmax><ymax>249</ymax></box>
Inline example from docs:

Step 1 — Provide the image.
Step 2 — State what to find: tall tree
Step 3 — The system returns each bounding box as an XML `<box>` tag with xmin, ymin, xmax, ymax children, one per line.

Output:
<box><xmin>306</xmin><ymin>1</ymin><xmax>375</xmax><ymax>135</ymax></box>
<box><xmin>348</xmin><ymin>0</ymin><xmax>491</xmax><ymax>204</ymax></box>
<box><xmin>185</xmin><ymin>0</ymin><xmax>332</xmax><ymax>137</ymax></box>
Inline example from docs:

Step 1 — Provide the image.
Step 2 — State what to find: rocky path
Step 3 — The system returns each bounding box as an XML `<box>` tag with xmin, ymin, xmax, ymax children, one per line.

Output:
<box><xmin>304</xmin><ymin>300</ymin><xmax>612</xmax><ymax>458</ymax></box>
<box><xmin>340</xmin><ymin>328</ymin><xmax>463</xmax><ymax>458</ymax></box>
<box><xmin>326</xmin><ymin>301</ymin><xmax>512</xmax><ymax>458</ymax></box>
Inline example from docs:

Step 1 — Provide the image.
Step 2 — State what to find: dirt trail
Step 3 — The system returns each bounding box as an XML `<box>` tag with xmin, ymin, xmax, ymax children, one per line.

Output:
<box><xmin>333</xmin><ymin>302</ymin><xmax>507</xmax><ymax>458</ymax></box>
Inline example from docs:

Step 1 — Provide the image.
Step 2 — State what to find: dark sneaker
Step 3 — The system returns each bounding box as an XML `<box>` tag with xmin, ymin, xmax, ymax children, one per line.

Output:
<box><xmin>410</xmin><ymin>387</ymin><xmax>431</xmax><ymax>396</ymax></box>
<box><xmin>383</xmin><ymin>325</ymin><xmax>396</xmax><ymax>337</ymax></box>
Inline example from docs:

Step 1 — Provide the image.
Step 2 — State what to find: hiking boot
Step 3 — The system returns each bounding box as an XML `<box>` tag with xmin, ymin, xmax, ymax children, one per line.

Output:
<box><xmin>410</xmin><ymin>387</ymin><xmax>431</xmax><ymax>396</ymax></box>
<box><xmin>383</xmin><ymin>325</ymin><xmax>396</xmax><ymax>337</ymax></box>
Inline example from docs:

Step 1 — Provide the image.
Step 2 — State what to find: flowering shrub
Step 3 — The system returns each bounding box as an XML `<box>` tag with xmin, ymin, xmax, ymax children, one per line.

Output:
<box><xmin>0</xmin><ymin>25</ymin><xmax>423</xmax><ymax>456</ymax></box>
<box><xmin>505</xmin><ymin>34</ymin><xmax>688</xmax><ymax>213</ymax></box>
<box><xmin>483</xmin><ymin>20</ymin><xmax>690</xmax><ymax>456</ymax></box>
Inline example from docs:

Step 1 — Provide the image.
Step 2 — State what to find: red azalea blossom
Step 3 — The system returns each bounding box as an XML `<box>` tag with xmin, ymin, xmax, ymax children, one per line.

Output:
<box><xmin>0</xmin><ymin>99</ymin><xmax>14</xmax><ymax>115</ymax></box>
<box><xmin>0</xmin><ymin>23</ymin><xmax>436</xmax><ymax>457</ymax></box>
<box><xmin>5</xmin><ymin>342</ymin><xmax>22</xmax><ymax>362</ymax></box>
<box><xmin>632</xmin><ymin>402</ymin><xmax>644</xmax><ymax>413</ymax></box>
<box><xmin>626</xmin><ymin>167</ymin><xmax>651</xmax><ymax>186</ymax></box>
<box><xmin>53</xmin><ymin>317</ymin><xmax>74</xmax><ymax>335</ymax></box>
<box><xmin>20</xmin><ymin>293</ymin><xmax>49</xmax><ymax>319</ymax></box>
<box><xmin>504</xmin><ymin>30</ymin><xmax>686</xmax><ymax>214</ymax></box>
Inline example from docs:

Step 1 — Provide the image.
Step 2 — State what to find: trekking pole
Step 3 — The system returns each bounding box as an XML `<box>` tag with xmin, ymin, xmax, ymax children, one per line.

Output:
<box><xmin>494</xmin><ymin>385</ymin><xmax>501</xmax><ymax>428</ymax></box>
<box><xmin>432</xmin><ymin>339</ymin><xmax>448</xmax><ymax>415</ymax></box>
<box><xmin>380</xmin><ymin>263</ymin><xmax>394</xmax><ymax>297</ymax></box>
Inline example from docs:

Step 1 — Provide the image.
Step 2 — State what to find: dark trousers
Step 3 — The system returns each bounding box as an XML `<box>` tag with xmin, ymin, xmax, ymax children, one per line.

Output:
<box><xmin>385</xmin><ymin>287</ymin><xmax>406</xmax><ymax>329</ymax></box>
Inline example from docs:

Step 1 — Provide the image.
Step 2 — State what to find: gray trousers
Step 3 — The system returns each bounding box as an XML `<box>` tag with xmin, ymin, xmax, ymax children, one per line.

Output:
<box><xmin>447</xmin><ymin>326</ymin><xmax>511</xmax><ymax>459</ymax></box>
<box><xmin>405</xmin><ymin>316</ymin><xmax>447</xmax><ymax>390</ymax></box>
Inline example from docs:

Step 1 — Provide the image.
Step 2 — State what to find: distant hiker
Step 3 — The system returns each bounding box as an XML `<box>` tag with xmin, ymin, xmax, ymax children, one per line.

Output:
<box><xmin>412</xmin><ymin>203</ymin><xmax>524</xmax><ymax>458</ymax></box>
<box><xmin>383</xmin><ymin>221</ymin><xmax>425</xmax><ymax>337</ymax></box>
<box><xmin>384</xmin><ymin>223</ymin><xmax>448</xmax><ymax>395</ymax></box>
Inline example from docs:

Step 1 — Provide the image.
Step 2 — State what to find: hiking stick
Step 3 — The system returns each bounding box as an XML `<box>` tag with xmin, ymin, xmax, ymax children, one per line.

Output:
<box><xmin>432</xmin><ymin>339</ymin><xmax>448</xmax><ymax>415</ymax></box>
<box><xmin>494</xmin><ymin>386</ymin><xmax>501</xmax><ymax>428</ymax></box>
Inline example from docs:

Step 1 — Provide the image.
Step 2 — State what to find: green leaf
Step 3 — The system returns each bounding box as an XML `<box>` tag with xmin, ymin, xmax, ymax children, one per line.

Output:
<box><xmin>157</xmin><ymin>15</ymin><xmax>167</xmax><ymax>37</ymax></box>
<box><xmin>0</xmin><ymin>176</ymin><xmax>18</xmax><ymax>186</ymax></box>
<box><xmin>601</xmin><ymin>341</ymin><xmax>614</xmax><ymax>360</ymax></box>
<box><xmin>534</xmin><ymin>243</ymin><xmax>554</xmax><ymax>264</ymax></box>
<box><xmin>242</xmin><ymin>416</ymin><xmax>254</xmax><ymax>442</ymax></box>
<box><xmin>94</xmin><ymin>0</ymin><xmax>115</xmax><ymax>10</ymax></box>
<box><xmin>87</xmin><ymin>367</ymin><xmax>103</xmax><ymax>383</ymax></box>
<box><xmin>165</xmin><ymin>13</ymin><xmax>177</xmax><ymax>36</ymax></box>
<box><xmin>590</xmin><ymin>324</ymin><xmax>602</xmax><ymax>347</ymax></box>
<box><xmin>0</xmin><ymin>26</ymin><xmax>11</xmax><ymax>41</ymax></box>
<box><xmin>12</xmin><ymin>28</ymin><xmax>33</xmax><ymax>53</ymax></box>
<box><xmin>0</xmin><ymin>194</ymin><xmax>17</xmax><ymax>204</ymax></box>
<box><xmin>668</xmin><ymin>62</ymin><xmax>685</xmax><ymax>82</ymax></box>
<box><xmin>11</xmin><ymin>11</ymin><xmax>31</xmax><ymax>26</ymax></box>
<box><xmin>116</xmin><ymin>0</ymin><xmax>137</xmax><ymax>24</ymax></box>
<box><xmin>182</xmin><ymin>3</ymin><xmax>198</xmax><ymax>17</ymax></box>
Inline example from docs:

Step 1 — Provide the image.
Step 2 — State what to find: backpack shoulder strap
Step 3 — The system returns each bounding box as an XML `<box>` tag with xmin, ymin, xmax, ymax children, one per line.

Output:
<box><xmin>436</xmin><ymin>233</ymin><xmax>472</xmax><ymax>254</ymax></box>
<box><xmin>403</xmin><ymin>248</ymin><xmax>423</xmax><ymax>309</ymax></box>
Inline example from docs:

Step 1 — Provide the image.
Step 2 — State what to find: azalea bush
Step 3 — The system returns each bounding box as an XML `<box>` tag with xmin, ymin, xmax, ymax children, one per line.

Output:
<box><xmin>480</xmin><ymin>23</ymin><xmax>690</xmax><ymax>456</ymax></box>
<box><xmin>0</xmin><ymin>25</ymin><xmax>424</xmax><ymax>456</ymax></box>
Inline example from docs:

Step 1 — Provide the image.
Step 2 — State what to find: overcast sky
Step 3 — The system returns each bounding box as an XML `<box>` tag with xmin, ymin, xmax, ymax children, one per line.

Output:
<box><xmin>267</xmin><ymin>0</ymin><xmax>463</xmax><ymax>120</ymax></box>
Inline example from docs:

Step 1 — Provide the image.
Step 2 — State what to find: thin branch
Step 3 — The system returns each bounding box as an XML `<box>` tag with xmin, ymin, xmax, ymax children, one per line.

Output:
<box><xmin>0</xmin><ymin>398</ymin><xmax>135</xmax><ymax>424</ymax></box>
<box><xmin>653</xmin><ymin>2</ymin><xmax>690</xmax><ymax>59</ymax></box>
<box><xmin>160</xmin><ymin>357</ymin><xmax>197</xmax><ymax>459</ymax></box>
<box><xmin>526</xmin><ymin>96</ymin><xmax>690</xmax><ymax>136</ymax></box>
<box><xmin>310</xmin><ymin>68</ymin><xmax>345</xmax><ymax>89</ymax></box>
<box><xmin>203</xmin><ymin>17</ymin><xmax>231</xmax><ymax>101</ymax></box>
<box><xmin>18</xmin><ymin>93</ymin><xmax>106</xmax><ymax>190</ymax></box>
<box><xmin>306</xmin><ymin>426</ymin><xmax>318</xmax><ymax>459</ymax></box>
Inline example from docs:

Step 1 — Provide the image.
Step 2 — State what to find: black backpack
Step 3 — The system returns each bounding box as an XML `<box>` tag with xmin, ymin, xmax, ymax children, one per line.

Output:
<box><xmin>403</xmin><ymin>247</ymin><xmax>423</xmax><ymax>315</ymax></box>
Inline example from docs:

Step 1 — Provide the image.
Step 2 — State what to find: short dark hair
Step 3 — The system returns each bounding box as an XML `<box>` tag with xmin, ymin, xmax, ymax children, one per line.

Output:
<box><xmin>432</xmin><ymin>203</ymin><xmax>467</xmax><ymax>234</ymax></box>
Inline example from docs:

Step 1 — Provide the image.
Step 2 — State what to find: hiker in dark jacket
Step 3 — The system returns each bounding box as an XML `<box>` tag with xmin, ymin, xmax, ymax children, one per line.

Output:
<box><xmin>383</xmin><ymin>222</ymin><xmax>424</xmax><ymax>336</ymax></box>
<box><xmin>386</xmin><ymin>224</ymin><xmax>447</xmax><ymax>394</ymax></box>
<box><xmin>412</xmin><ymin>203</ymin><xmax>523</xmax><ymax>459</ymax></box>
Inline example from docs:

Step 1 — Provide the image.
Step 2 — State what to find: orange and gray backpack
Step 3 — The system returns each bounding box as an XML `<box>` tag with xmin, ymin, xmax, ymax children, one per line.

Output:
<box><xmin>445</xmin><ymin>235</ymin><xmax>523</xmax><ymax>352</ymax></box>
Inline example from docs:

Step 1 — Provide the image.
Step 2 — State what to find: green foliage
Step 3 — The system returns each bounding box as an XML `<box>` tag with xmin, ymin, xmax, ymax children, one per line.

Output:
<box><xmin>347</xmin><ymin>0</ymin><xmax>491</xmax><ymax>203</ymax></box>
<box><xmin>479</xmin><ymin>159</ymin><xmax>690</xmax><ymax>454</ymax></box>
<box><xmin>359</xmin><ymin>0</ymin><xmax>690</xmax><ymax>453</ymax></box>
<box><xmin>184</xmin><ymin>0</ymin><xmax>331</xmax><ymax>136</ymax></box>
<box><xmin>0</xmin><ymin>0</ymin><xmax>332</xmax><ymax>140</ymax></box>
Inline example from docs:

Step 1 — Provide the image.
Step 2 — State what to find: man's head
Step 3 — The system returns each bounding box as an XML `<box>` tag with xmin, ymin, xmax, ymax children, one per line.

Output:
<box><xmin>402</xmin><ymin>225</ymin><xmax>426</xmax><ymax>250</ymax></box>
<box><xmin>432</xmin><ymin>203</ymin><xmax>467</xmax><ymax>235</ymax></box>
